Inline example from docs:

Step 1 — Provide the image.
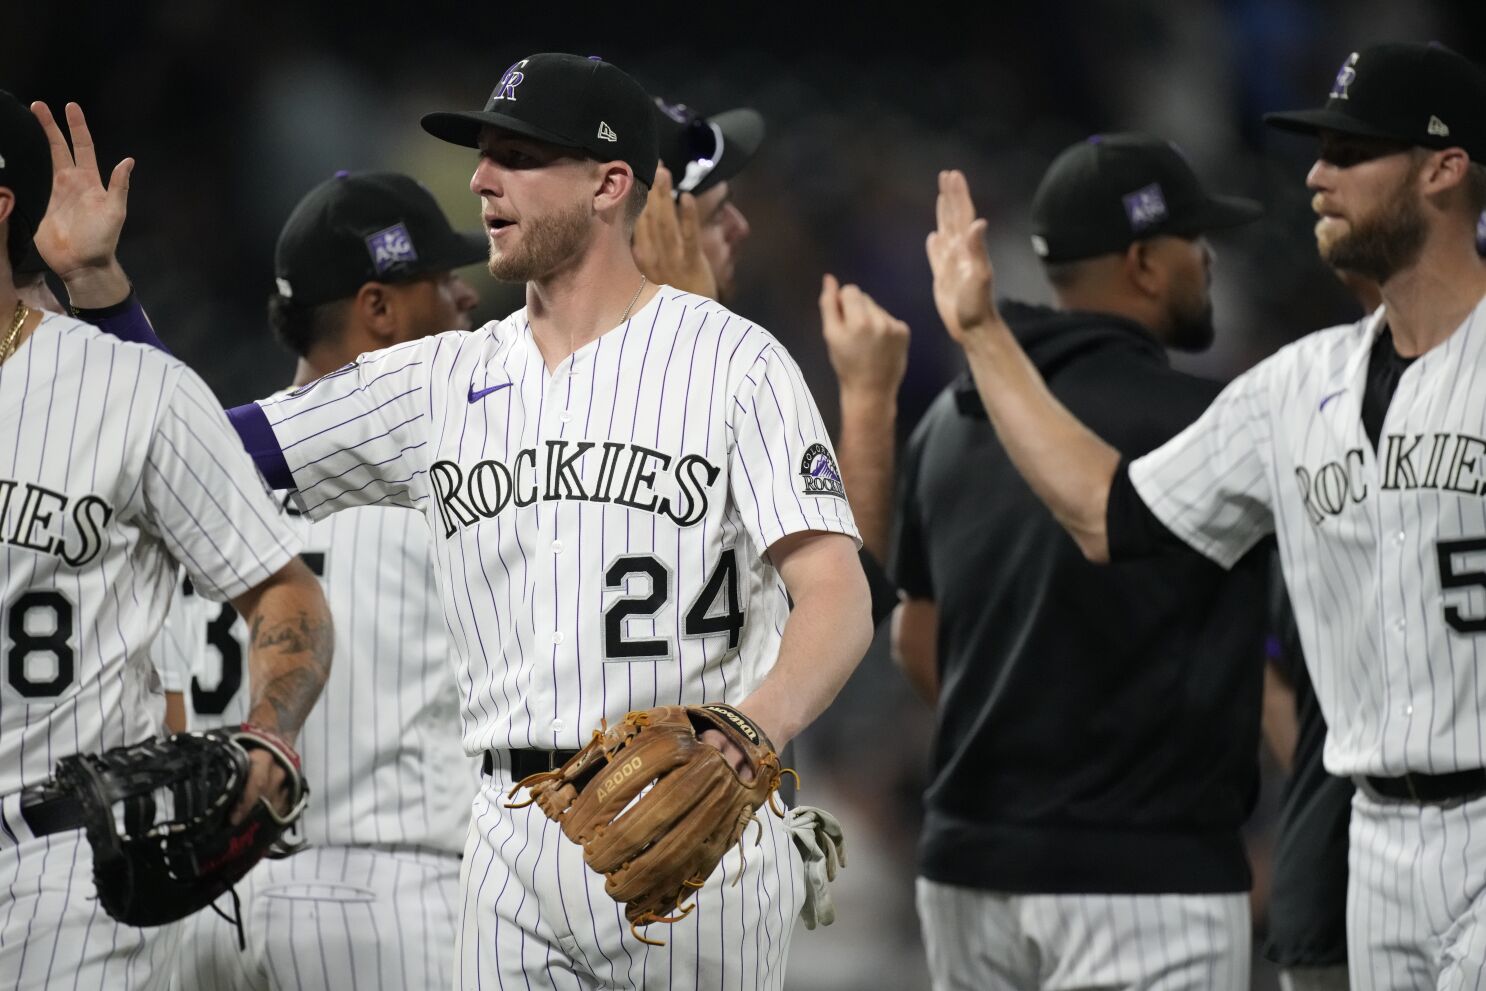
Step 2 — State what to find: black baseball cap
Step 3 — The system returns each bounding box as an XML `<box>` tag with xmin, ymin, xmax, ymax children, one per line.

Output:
<box><xmin>653</xmin><ymin>99</ymin><xmax>765</xmax><ymax>195</ymax></box>
<box><xmin>1029</xmin><ymin>133</ymin><xmax>1262</xmax><ymax>263</ymax></box>
<box><xmin>1265</xmin><ymin>43</ymin><xmax>1486</xmax><ymax>161</ymax></box>
<box><xmin>0</xmin><ymin>90</ymin><xmax>53</xmax><ymax>267</ymax></box>
<box><xmin>274</xmin><ymin>171</ymin><xmax>487</xmax><ymax>308</ymax></box>
<box><xmin>422</xmin><ymin>53</ymin><xmax>659</xmax><ymax>187</ymax></box>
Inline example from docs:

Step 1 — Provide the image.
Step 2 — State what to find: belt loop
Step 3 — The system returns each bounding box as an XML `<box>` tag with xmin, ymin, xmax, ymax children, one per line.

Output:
<box><xmin>481</xmin><ymin>751</ymin><xmax>494</xmax><ymax>777</ymax></box>
<box><xmin>1406</xmin><ymin>773</ymin><xmax>1420</xmax><ymax>803</ymax></box>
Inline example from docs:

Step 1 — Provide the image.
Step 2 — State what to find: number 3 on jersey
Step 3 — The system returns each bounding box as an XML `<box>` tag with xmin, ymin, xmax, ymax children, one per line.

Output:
<box><xmin>604</xmin><ymin>548</ymin><xmax>745</xmax><ymax>661</ymax></box>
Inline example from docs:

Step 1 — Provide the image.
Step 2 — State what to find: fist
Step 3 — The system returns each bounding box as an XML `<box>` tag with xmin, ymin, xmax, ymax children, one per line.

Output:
<box><xmin>818</xmin><ymin>274</ymin><xmax>910</xmax><ymax>397</ymax></box>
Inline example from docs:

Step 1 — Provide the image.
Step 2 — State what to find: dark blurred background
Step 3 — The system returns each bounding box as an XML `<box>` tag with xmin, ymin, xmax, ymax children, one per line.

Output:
<box><xmin>9</xmin><ymin>3</ymin><xmax>1485</xmax><ymax>987</ymax></box>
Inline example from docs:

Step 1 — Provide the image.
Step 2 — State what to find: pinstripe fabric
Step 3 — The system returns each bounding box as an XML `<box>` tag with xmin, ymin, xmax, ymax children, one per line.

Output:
<box><xmin>253</xmin><ymin>289</ymin><xmax>854</xmax><ymax>986</ymax></box>
<box><xmin>459</xmin><ymin>763</ymin><xmax>801</xmax><ymax>990</ymax></box>
<box><xmin>1347</xmin><ymin>789</ymin><xmax>1486</xmax><ymax>990</ymax></box>
<box><xmin>914</xmin><ymin>878</ymin><xmax>1249</xmax><ymax>990</ymax></box>
<box><xmin>0</xmin><ymin>830</ymin><xmax>182</xmax><ymax>990</ymax></box>
<box><xmin>149</xmin><ymin>381</ymin><xmax>474</xmax><ymax>987</ymax></box>
<box><xmin>254</xmin><ymin>289</ymin><xmax>858</xmax><ymax>753</ymax></box>
<box><xmin>0</xmin><ymin>316</ymin><xmax>299</xmax><ymax>796</ymax></box>
<box><xmin>1130</xmin><ymin>300</ymin><xmax>1486</xmax><ymax>779</ymax></box>
<box><xmin>0</xmin><ymin>316</ymin><xmax>299</xmax><ymax>988</ymax></box>
<box><xmin>154</xmin><ymin>493</ymin><xmax>476</xmax><ymax>852</ymax></box>
<box><xmin>170</xmin><ymin>845</ymin><xmax>460</xmax><ymax>991</ymax></box>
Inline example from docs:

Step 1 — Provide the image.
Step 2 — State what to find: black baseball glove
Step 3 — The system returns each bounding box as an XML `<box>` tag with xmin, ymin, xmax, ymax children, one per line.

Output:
<box><xmin>18</xmin><ymin>725</ymin><xmax>308</xmax><ymax>931</ymax></box>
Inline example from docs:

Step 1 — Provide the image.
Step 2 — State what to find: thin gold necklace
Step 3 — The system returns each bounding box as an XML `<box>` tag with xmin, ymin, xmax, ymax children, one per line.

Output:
<box><xmin>619</xmin><ymin>276</ymin><xmax>647</xmax><ymax>324</ymax></box>
<box><xmin>0</xmin><ymin>302</ymin><xmax>28</xmax><ymax>365</ymax></box>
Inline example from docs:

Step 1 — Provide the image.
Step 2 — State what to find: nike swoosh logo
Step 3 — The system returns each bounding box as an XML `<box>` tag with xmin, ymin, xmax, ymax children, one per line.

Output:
<box><xmin>468</xmin><ymin>382</ymin><xmax>513</xmax><ymax>403</ymax></box>
<box><xmin>1318</xmin><ymin>389</ymin><xmax>1345</xmax><ymax>412</ymax></box>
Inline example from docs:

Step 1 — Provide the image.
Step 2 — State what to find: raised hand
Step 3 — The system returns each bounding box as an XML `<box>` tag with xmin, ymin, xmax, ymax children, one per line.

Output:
<box><xmin>818</xmin><ymin>274</ymin><xmax>909</xmax><ymax>398</ymax></box>
<box><xmin>30</xmin><ymin>102</ymin><xmax>133</xmax><ymax>286</ymax></box>
<box><xmin>632</xmin><ymin>162</ymin><xmax>718</xmax><ymax>300</ymax></box>
<box><xmin>925</xmin><ymin>169</ymin><xmax>999</xmax><ymax>344</ymax></box>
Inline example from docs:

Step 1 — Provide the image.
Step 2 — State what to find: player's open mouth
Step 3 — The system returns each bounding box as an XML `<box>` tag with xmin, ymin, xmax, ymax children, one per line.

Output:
<box><xmin>486</xmin><ymin>217</ymin><xmax>516</xmax><ymax>236</ymax></box>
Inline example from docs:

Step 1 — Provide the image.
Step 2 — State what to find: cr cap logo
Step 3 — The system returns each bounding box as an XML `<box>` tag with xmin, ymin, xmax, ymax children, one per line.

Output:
<box><xmin>1330</xmin><ymin>52</ymin><xmax>1359</xmax><ymax>100</ymax></box>
<box><xmin>491</xmin><ymin>60</ymin><xmax>528</xmax><ymax>103</ymax></box>
<box><xmin>366</xmin><ymin>223</ymin><xmax>418</xmax><ymax>275</ymax></box>
<box><xmin>1122</xmin><ymin>183</ymin><xmax>1167</xmax><ymax>232</ymax></box>
<box><xmin>799</xmin><ymin>442</ymin><xmax>845</xmax><ymax>499</ymax></box>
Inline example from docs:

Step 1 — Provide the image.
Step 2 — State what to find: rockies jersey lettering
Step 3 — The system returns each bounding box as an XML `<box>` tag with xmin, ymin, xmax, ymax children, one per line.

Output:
<box><xmin>1131</xmin><ymin>299</ymin><xmax>1486</xmax><ymax>776</ymax></box>
<box><xmin>0</xmin><ymin>315</ymin><xmax>299</xmax><ymax>797</ymax></box>
<box><xmin>249</xmin><ymin>289</ymin><xmax>859</xmax><ymax>753</ymax></box>
<box><xmin>428</xmin><ymin>442</ymin><xmax>721</xmax><ymax>536</ymax></box>
<box><xmin>0</xmin><ymin>480</ymin><xmax>112</xmax><ymax>566</ymax></box>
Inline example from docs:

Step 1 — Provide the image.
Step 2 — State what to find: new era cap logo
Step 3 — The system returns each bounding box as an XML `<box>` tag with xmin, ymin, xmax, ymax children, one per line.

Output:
<box><xmin>1123</xmin><ymin>183</ymin><xmax>1168</xmax><ymax>232</ymax></box>
<box><xmin>1428</xmin><ymin>115</ymin><xmax>1450</xmax><ymax>137</ymax></box>
<box><xmin>1030</xmin><ymin>234</ymin><xmax>1049</xmax><ymax>258</ymax></box>
<box><xmin>366</xmin><ymin>223</ymin><xmax>417</xmax><ymax>275</ymax></box>
<box><xmin>1330</xmin><ymin>52</ymin><xmax>1359</xmax><ymax>100</ymax></box>
<box><xmin>597</xmin><ymin>121</ymin><xmax>618</xmax><ymax>142</ymax></box>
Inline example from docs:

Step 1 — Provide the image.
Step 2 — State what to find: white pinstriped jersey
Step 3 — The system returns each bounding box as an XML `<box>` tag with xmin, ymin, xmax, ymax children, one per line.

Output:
<box><xmin>155</xmin><ymin>491</ymin><xmax>474</xmax><ymax>852</ymax></box>
<box><xmin>1130</xmin><ymin>297</ymin><xmax>1486</xmax><ymax>777</ymax></box>
<box><xmin>0</xmin><ymin>315</ymin><xmax>299</xmax><ymax>797</ymax></box>
<box><xmin>252</xmin><ymin>289</ymin><xmax>859</xmax><ymax>753</ymax></box>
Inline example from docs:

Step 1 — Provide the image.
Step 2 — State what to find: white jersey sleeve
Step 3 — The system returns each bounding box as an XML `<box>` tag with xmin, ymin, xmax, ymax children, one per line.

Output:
<box><xmin>727</xmin><ymin>343</ymin><xmax>860</xmax><ymax>554</ymax></box>
<box><xmin>151</xmin><ymin>571</ymin><xmax>200</xmax><ymax>695</ymax></box>
<box><xmin>1127</xmin><ymin>361</ymin><xmax>1278</xmax><ymax>569</ymax></box>
<box><xmin>142</xmin><ymin>369</ymin><xmax>302</xmax><ymax>600</ymax></box>
<box><xmin>252</xmin><ymin>335</ymin><xmax>458</xmax><ymax>520</ymax></box>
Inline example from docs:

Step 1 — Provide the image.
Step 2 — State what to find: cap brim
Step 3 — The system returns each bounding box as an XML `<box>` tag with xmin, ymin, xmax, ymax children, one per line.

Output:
<box><xmin>1182</xmin><ymin>193</ymin><xmax>1264</xmax><ymax>234</ymax></box>
<box><xmin>1262</xmin><ymin>108</ymin><xmax>1406</xmax><ymax>143</ymax></box>
<box><xmin>421</xmin><ymin>110</ymin><xmax>583</xmax><ymax>154</ymax></box>
<box><xmin>698</xmin><ymin>108</ymin><xmax>765</xmax><ymax>192</ymax></box>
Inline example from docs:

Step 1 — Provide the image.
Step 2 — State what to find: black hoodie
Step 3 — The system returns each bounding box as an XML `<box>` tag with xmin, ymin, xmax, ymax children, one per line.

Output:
<box><xmin>892</xmin><ymin>300</ymin><xmax>1267</xmax><ymax>894</ymax></box>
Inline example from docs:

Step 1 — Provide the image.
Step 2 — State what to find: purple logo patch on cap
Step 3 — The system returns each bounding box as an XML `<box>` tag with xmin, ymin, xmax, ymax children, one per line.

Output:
<box><xmin>1330</xmin><ymin>52</ymin><xmax>1359</xmax><ymax>100</ymax></box>
<box><xmin>366</xmin><ymin>223</ymin><xmax>417</xmax><ymax>275</ymax></box>
<box><xmin>1123</xmin><ymin>183</ymin><xmax>1168</xmax><ymax>232</ymax></box>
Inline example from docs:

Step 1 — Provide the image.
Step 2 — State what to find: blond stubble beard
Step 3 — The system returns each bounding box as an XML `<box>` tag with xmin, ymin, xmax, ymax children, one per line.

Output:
<box><xmin>486</xmin><ymin>199</ymin><xmax>593</xmax><ymax>283</ymax></box>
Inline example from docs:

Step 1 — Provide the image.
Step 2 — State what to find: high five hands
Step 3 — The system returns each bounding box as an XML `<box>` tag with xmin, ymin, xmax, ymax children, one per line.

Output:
<box><xmin>925</xmin><ymin>169</ymin><xmax>1002</xmax><ymax>344</ymax></box>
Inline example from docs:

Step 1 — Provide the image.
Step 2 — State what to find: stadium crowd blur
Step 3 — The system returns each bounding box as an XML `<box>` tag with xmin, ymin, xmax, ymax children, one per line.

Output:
<box><xmin>9</xmin><ymin>1</ymin><xmax>1485</xmax><ymax>987</ymax></box>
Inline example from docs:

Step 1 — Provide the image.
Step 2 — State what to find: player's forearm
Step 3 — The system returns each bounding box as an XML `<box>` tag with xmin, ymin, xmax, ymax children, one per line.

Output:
<box><xmin>836</xmin><ymin>388</ymin><xmax>897</xmax><ymax>561</ymax></box>
<box><xmin>230</xmin><ymin>559</ymin><xmax>333</xmax><ymax>743</ymax></box>
<box><xmin>890</xmin><ymin>599</ymin><xmax>938</xmax><ymax>705</ymax></box>
<box><xmin>961</xmin><ymin>323</ymin><xmax>1119</xmax><ymax>562</ymax></box>
<box><xmin>739</xmin><ymin>537</ymin><xmax>873</xmax><ymax>748</ymax></box>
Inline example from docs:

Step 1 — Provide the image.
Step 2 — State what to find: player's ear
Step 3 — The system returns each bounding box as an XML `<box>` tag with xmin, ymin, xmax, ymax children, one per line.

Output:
<box><xmin>1123</xmin><ymin>240</ymin><xmax>1165</xmax><ymax>299</ymax></box>
<box><xmin>1418</xmin><ymin>147</ymin><xmax>1469</xmax><ymax>200</ymax></box>
<box><xmin>352</xmin><ymin>282</ymin><xmax>398</xmax><ymax>345</ymax></box>
<box><xmin>0</xmin><ymin>188</ymin><xmax>14</xmax><ymax>228</ymax></box>
<box><xmin>593</xmin><ymin>163</ymin><xmax>635</xmax><ymax>217</ymax></box>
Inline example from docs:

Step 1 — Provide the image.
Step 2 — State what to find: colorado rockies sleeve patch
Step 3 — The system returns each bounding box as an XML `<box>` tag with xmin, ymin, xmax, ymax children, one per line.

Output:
<box><xmin>798</xmin><ymin>443</ymin><xmax>845</xmax><ymax>499</ymax></box>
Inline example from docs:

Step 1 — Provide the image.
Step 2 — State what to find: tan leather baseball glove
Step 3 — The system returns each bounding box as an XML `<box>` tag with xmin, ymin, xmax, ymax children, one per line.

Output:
<box><xmin>508</xmin><ymin>703</ymin><xmax>787</xmax><ymax>944</ymax></box>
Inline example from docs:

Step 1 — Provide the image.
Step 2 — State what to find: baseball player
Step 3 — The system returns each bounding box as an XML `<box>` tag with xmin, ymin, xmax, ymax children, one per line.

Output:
<box><xmin>894</xmin><ymin>133</ymin><xmax>1267</xmax><ymax>991</ymax></box>
<box><xmin>29</xmin><ymin>103</ymin><xmax>489</xmax><ymax>988</ymax></box>
<box><xmin>0</xmin><ymin>92</ymin><xmax>333</xmax><ymax>990</ymax></box>
<box><xmin>55</xmin><ymin>54</ymin><xmax>871</xmax><ymax>988</ymax></box>
<box><xmin>926</xmin><ymin>42</ymin><xmax>1486</xmax><ymax>990</ymax></box>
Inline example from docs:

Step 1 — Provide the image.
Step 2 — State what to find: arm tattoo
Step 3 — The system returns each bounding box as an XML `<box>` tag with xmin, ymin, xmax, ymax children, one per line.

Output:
<box><xmin>247</xmin><ymin>611</ymin><xmax>333</xmax><ymax>735</ymax></box>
